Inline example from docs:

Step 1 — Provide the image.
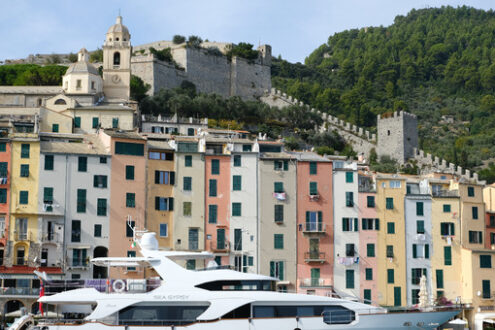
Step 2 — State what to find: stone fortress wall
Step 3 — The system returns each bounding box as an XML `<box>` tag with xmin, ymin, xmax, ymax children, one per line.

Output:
<box><xmin>261</xmin><ymin>88</ymin><xmax>483</xmax><ymax>183</ymax></box>
<box><xmin>130</xmin><ymin>41</ymin><xmax>272</xmax><ymax>100</ymax></box>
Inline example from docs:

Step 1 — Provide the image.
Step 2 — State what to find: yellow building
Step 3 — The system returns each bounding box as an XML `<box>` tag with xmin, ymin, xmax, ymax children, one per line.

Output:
<box><xmin>429</xmin><ymin>178</ymin><xmax>462</xmax><ymax>303</ymax></box>
<box><xmin>9</xmin><ymin>134</ymin><xmax>40</xmax><ymax>267</ymax></box>
<box><xmin>376</xmin><ymin>175</ymin><xmax>407</xmax><ymax>307</ymax></box>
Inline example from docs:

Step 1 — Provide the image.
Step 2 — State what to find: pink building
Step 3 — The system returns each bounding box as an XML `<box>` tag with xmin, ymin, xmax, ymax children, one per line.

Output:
<box><xmin>204</xmin><ymin>155</ymin><xmax>231</xmax><ymax>266</ymax></box>
<box><xmin>358</xmin><ymin>174</ymin><xmax>378</xmax><ymax>304</ymax></box>
<box><xmin>295</xmin><ymin>153</ymin><xmax>333</xmax><ymax>295</ymax></box>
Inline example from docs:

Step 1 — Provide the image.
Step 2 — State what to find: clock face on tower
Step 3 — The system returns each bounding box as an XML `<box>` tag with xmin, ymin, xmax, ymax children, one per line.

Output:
<box><xmin>112</xmin><ymin>74</ymin><xmax>121</xmax><ymax>84</ymax></box>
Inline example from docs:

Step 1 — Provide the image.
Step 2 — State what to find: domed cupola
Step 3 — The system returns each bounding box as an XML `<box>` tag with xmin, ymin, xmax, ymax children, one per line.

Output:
<box><xmin>63</xmin><ymin>48</ymin><xmax>103</xmax><ymax>95</ymax></box>
<box><xmin>105</xmin><ymin>16</ymin><xmax>131</xmax><ymax>45</ymax></box>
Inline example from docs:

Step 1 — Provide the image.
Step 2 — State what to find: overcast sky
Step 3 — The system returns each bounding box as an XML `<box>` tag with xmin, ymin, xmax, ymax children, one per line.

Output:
<box><xmin>0</xmin><ymin>0</ymin><xmax>493</xmax><ymax>63</ymax></box>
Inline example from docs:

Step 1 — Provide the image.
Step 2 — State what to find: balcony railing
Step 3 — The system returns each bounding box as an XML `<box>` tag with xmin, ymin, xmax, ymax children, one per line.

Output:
<box><xmin>300</xmin><ymin>277</ymin><xmax>332</xmax><ymax>288</ymax></box>
<box><xmin>0</xmin><ymin>287</ymin><xmax>40</xmax><ymax>296</ymax></box>
<box><xmin>304</xmin><ymin>251</ymin><xmax>326</xmax><ymax>263</ymax></box>
<box><xmin>432</xmin><ymin>190</ymin><xmax>459</xmax><ymax>197</ymax></box>
<box><xmin>209</xmin><ymin>241</ymin><xmax>230</xmax><ymax>253</ymax></box>
<box><xmin>69</xmin><ymin>258</ymin><xmax>89</xmax><ymax>268</ymax></box>
<box><xmin>14</xmin><ymin>231</ymin><xmax>32</xmax><ymax>241</ymax></box>
<box><xmin>15</xmin><ymin>257</ymin><xmax>26</xmax><ymax>265</ymax></box>
<box><xmin>41</xmin><ymin>232</ymin><xmax>60</xmax><ymax>243</ymax></box>
<box><xmin>301</xmin><ymin>222</ymin><xmax>326</xmax><ymax>234</ymax></box>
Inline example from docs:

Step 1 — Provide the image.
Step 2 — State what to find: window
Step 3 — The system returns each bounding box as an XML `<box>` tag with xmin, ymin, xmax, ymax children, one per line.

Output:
<box><xmin>19</xmin><ymin>191</ymin><xmax>28</xmax><ymax>204</ymax></box>
<box><xmin>436</xmin><ymin>269</ymin><xmax>444</xmax><ymax>289</ymax></box>
<box><xmin>0</xmin><ymin>142</ymin><xmax>5</xmax><ymax>152</ymax></box>
<box><xmin>126</xmin><ymin>221</ymin><xmax>135</xmax><ymax>237</ymax></box>
<box><xmin>270</xmin><ymin>261</ymin><xmax>285</xmax><ymax>280</ymax></box>
<box><xmin>310</xmin><ymin>182</ymin><xmax>318</xmax><ymax>195</ymax></box>
<box><xmin>216</xmin><ymin>228</ymin><xmax>226</xmax><ymax>249</ymax></box>
<box><xmin>387</xmin><ymin>222</ymin><xmax>395</xmax><ymax>234</ymax></box>
<box><xmin>97</xmin><ymin>198</ymin><xmax>107</xmax><ymax>216</ymax></box>
<box><xmin>469</xmin><ymin>231</ymin><xmax>483</xmax><ymax>244</ymax></box>
<box><xmin>74</xmin><ymin>117</ymin><xmax>81</xmax><ymax>128</ymax></box>
<box><xmin>185</xmin><ymin>155</ymin><xmax>192</xmax><ymax>167</ymax></box>
<box><xmin>186</xmin><ymin>127</ymin><xmax>195</xmax><ymax>136</ymax></box>
<box><xmin>21</xmin><ymin>144</ymin><xmax>30</xmax><ymax>158</ymax></box>
<box><xmin>126</xmin><ymin>193</ymin><xmax>136</xmax><ymax>208</ymax></box>
<box><xmin>472</xmin><ymin>206</ymin><xmax>478</xmax><ymax>219</ymax></box>
<box><xmin>480</xmin><ymin>255</ymin><xmax>492</xmax><ymax>268</ymax></box>
<box><xmin>94</xmin><ymin>224</ymin><xmax>102</xmax><ymax>238</ymax></box>
<box><xmin>100</xmin><ymin>157</ymin><xmax>107</xmax><ymax>164</ymax></box>
<box><xmin>417</xmin><ymin>220</ymin><xmax>425</xmax><ymax>234</ymax></box>
<box><xmin>387</xmin><ymin>269</ymin><xmax>394</xmax><ymax>283</ymax></box>
<box><xmin>178</xmin><ymin>142</ymin><xmax>198</xmax><ymax>153</ymax></box>
<box><xmin>72</xmin><ymin>249</ymin><xmax>87</xmax><ymax>267</ymax></box>
<box><xmin>390</xmin><ymin>180</ymin><xmax>401</xmax><ymax>188</ymax></box>
<box><xmin>412</xmin><ymin>289</ymin><xmax>420</xmax><ymax>305</ymax></box>
<box><xmin>115</xmin><ymin>142</ymin><xmax>144</xmax><ymax>156</ymax></box>
<box><xmin>211</xmin><ymin>159</ymin><xmax>220</xmax><ymax>175</ymax></box>
<box><xmin>416</xmin><ymin>202</ymin><xmax>424</xmax><ymax>216</ymax></box>
<box><xmin>440</xmin><ymin>223</ymin><xmax>455</xmax><ymax>236</ymax></box>
<box><xmin>127</xmin><ymin>251</ymin><xmax>136</xmax><ymax>271</ymax></box>
<box><xmin>92</xmin><ymin>117</ymin><xmax>99</xmax><ymax>129</ymax></box>
<box><xmin>20</xmin><ymin>164</ymin><xmax>29</xmax><ymax>177</ymax></box>
<box><xmin>346</xmin><ymin>171</ymin><xmax>353</xmax><ymax>183</ymax></box>
<box><xmin>345</xmin><ymin>191</ymin><xmax>353</xmax><ymax>207</ymax></box>
<box><xmin>346</xmin><ymin>244</ymin><xmax>355</xmax><ymax>257</ymax></box>
<box><xmin>208</xmin><ymin>205</ymin><xmax>218</xmax><ymax>223</ymax></box>
<box><xmin>209</xmin><ymin>179</ymin><xmax>217</xmax><ymax>197</ymax></box>
<box><xmin>183</xmin><ymin>202</ymin><xmax>192</xmax><ymax>216</ymax></box>
<box><xmin>232</xmin><ymin>202</ymin><xmax>242</xmax><ymax>216</ymax></box>
<box><xmin>274</xmin><ymin>182</ymin><xmax>284</xmax><ymax>193</ymax></box>
<box><xmin>183</xmin><ymin>177</ymin><xmax>192</xmax><ymax>191</ymax></box>
<box><xmin>365</xmin><ymin>268</ymin><xmax>373</xmax><ymax>280</ymax></box>
<box><xmin>234</xmin><ymin>155</ymin><xmax>241</xmax><ymax>167</ymax></box>
<box><xmin>443</xmin><ymin>204</ymin><xmax>451</xmax><ymax>213</ymax></box>
<box><xmin>52</xmin><ymin>124</ymin><xmax>59</xmax><ymax>133</ymax></box>
<box><xmin>482</xmin><ymin>280</ymin><xmax>491</xmax><ymax>299</ymax></box>
<box><xmin>0</xmin><ymin>189</ymin><xmax>6</xmax><ymax>203</ymax></box>
<box><xmin>125</xmin><ymin>165</ymin><xmax>134</xmax><ymax>180</ymax></box>
<box><xmin>413</xmin><ymin>244</ymin><xmax>430</xmax><ymax>259</ymax></box>
<box><xmin>186</xmin><ymin>259</ymin><xmax>196</xmax><ymax>270</ymax></box>
<box><xmin>113</xmin><ymin>52</ymin><xmax>120</xmax><ymax>65</ymax></box>
<box><xmin>159</xmin><ymin>224</ymin><xmax>168</xmax><ymax>237</ymax></box>
<box><xmin>234</xmin><ymin>229</ymin><xmax>242</xmax><ymax>251</ymax></box>
<box><xmin>112</xmin><ymin>118</ymin><xmax>119</xmax><ymax>129</ymax></box>
<box><xmin>0</xmin><ymin>162</ymin><xmax>7</xmax><ymax>177</ymax></box>
<box><xmin>71</xmin><ymin>220</ymin><xmax>81</xmax><ymax>242</ymax></box>
<box><xmin>367</xmin><ymin>244</ymin><xmax>375</xmax><ymax>257</ymax></box>
<box><xmin>93</xmin><ymin>175</ymin><xmax>108</xmax><ymax>188</ymax></box>
<box><xmin>362</xmin><ymin>218</ymin><xmax>379</xmax><ymax>230</ymax></box>
<box><xmin>367</xmin><ymin>196</ymin><xmax>375</xmax><ymax>208</ymax></box>
<box><xmin>274</xmin><ymin>205</ymin><xmax>284</xmax><ymax>222</ymax></box>
<box><xmin>155</xmin><ymin>197</ymin><xmax>174</xmax><ymax>211</ymax></box>
<box><xmin>467</xmin><ymin>186</ymin><xmax>475</xmax><ymax>197</ymax></box>
<box><xmin>77</xmin><ymin>189</ymin><xmax>86</xmax><ymax>213</ymax></box>
<box><xmin>386</xmin><ymin>198</ymin><xmax>394</xmax><ymax>209</ymax></box>
<box><xmin>342</xmin><ymin>217</ymin><xmax>358</xmax><ymax>232</ymax></box>
<box><xmin>386</xmin><ymin>245</ymin><xmax>394</xmax><ymax>258</ymax></box>
<box><xmin>444</xmin><ymin>246</ymin><xmax>452</xmax><ymax>265</ymax></box>
<box><xmin>149</xmin><ymin>151</ymin><xmax>174</xmax><ymax>161</ymax></box>
<box><xmin>242</xmin><ymin>144</ymin><xmax>252</xmax><ymax>152</ymax></box>
<box><xmin>155</xmin><ymin>171</ymin><xmax>175</xmax><ymax>185</ymax></box>
<box><xmin>43</xmin><ymin>187</ymin><xmax>53</xmax><ymax>210</ymax></box>
<box><xmin>363</xmin><ymin>289</ymin><xmax>372</xmax><ymax>304</ymax></box>
<box><xmin>78</xmin><ymin>157</ymin><xmax>87</xmax><ymax>172</ymax></box>
<box><xmin>44</xmin><ymin>155</ymin><xmax>54</xmax><ymax>170</ymax></box>
<box><xmin>309</xmin><ymin>162</ymin><xmax>317</xmax><ymax>175</ymax></box>
<box><xmin>274</xmin><ymin>234</ymin><xmax>284</xmax><ymax>249</ymax></box>
<box><xmin>345</xmin><ymin>269</ymin><xmax>354</xmax><ymax>289</ymax></box>
<box><xmin>233</xmin><ymin>175</ymin><xmax>241</xmax><ymax>191</ymax></box>
<box><xmin>76</xmin><ymin>79</ymin><xmax>82</xmax><ymax>89</ymax></box>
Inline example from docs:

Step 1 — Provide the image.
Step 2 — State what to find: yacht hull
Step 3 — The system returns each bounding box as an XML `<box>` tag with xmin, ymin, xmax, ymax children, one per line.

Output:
<box><xmin>38</xmin><ymin>310</ymin><xmax>459</xmax><ymax>330</ymax></box>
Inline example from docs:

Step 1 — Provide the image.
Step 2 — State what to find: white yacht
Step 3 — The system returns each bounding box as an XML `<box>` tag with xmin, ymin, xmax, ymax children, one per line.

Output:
<box><xmin>35</xmin><ymin>231</ymin><xmax>460</xmax><ymax>330</ymax></box>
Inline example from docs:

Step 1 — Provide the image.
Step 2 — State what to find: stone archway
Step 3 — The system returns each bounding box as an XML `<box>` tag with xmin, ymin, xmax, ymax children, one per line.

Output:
<box><xmin>4</xmin><ymin>299</ymin><xmax>24</xmax><ymax>314</ymax></box>
<box><xmin>93</xmin><ymin>246</ymin><xmax>108</xmax><ymax>279</ymax></box>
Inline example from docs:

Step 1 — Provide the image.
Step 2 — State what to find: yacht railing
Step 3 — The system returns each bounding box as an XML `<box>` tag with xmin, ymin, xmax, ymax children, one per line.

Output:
<box><xmin>42</xmin><ymin>278</ymin><xmax>161</xmax><ymax>295</ymax></box>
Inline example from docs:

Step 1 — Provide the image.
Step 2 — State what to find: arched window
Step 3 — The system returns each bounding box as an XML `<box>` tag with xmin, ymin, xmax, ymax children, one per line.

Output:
<box><xmin>37</xmin><ymin>98</ymin><xmax>42</xmax><ymax>106</ymax></box>
<box><xmin>116</xmin><ymin>37</ymin><xmax>120</xmax><ymax>41</ymax></box>
<box><xmin>113</xmin><ymin>52</ymin><xmax>121</xmax><ymax>66</ymax></box>
<box><xmin>54</xmin><ymin>99</ymin><xmax>67</xmax><ymax>105</ymax></box>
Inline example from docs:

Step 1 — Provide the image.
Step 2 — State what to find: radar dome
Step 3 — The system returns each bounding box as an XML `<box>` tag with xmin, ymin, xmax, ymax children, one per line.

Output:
<box><xmin>140</xmin><ymin>232</ymin><xmax>158</xmax><ymax>251</ymax></box>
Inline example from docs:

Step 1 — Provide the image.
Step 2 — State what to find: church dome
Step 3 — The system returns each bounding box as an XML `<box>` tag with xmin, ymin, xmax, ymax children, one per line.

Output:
<box><xmin>106</xmin><ymin>16</ymin><xmax>130</xmax><ymax>41</ymax></box>
<box><xmin>65</xmin><ymin>48</ymin><xmax>99</xmax><ymax>75</ymax></box>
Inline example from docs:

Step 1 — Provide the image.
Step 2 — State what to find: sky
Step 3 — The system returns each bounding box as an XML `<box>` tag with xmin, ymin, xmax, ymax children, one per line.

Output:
<box><xmin>0</xmin><ymin>0</ymin><xmax>494</xmax><ymax>64</ymax></box>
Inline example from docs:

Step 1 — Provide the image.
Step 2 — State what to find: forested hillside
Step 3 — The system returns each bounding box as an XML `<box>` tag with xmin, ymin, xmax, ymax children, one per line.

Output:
<box><xmin>272</xmin><ymin>6</ymin><xmax>495</xmax><ymax>180</ymax></box>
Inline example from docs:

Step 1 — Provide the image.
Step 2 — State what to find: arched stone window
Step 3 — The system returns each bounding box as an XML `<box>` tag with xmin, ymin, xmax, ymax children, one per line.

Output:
<box><xmin>54</xmin><ymin>99</ymin><xmax>67</xmax><ymax>105</ymax></box>
<box><xmin>113</xmin><ymin>52</ymin><xmax>121</xmax><ymax>66</ymax></box>
<box><xmin>116</xmin><ymin>37</ymin><xmax>120</xmax><ymax>41</ymax></box>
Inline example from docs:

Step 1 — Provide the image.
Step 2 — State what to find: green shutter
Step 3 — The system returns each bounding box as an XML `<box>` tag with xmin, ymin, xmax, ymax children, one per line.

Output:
<box><xmin>0</xmin><ymin>189</ymin><xmax>7</xmax><ymax>203</ymax></box>
<box><xmin>275</xmin><ymin>205</ymin><xmax>284</xmax><ymax>222</ymax></box>
<box><xmin>345</xmin><ymin>269</ymin><xmax>354</xmax><ymax>289</ymax></box>
<box><xmin>274</xmin><ymin>234</ymin><xmax>284</xmax><ymax>249</ymax></box>
<box><xmin>472</xmin><ymin>207</ymin><xmax>478</xmax><ymax>219</ymax></box>
<box><xmin>97</xmin><ymin>198</ymin><xmax>107</xmax><ymax>216</ymax></box>
<box><xmin>233</xmin><ymin>175</ymin><xmax>241</xmax><ymax>191</ymax></box>
<box><xmin>185</xmin><ymin>155</ymin><xmax>192</xmax><ymax>167</ymax></box>
<box><xmin>346</xmin><ymin>171</ymin><xmax>353</xmax><ymax>183</ymax></box>
<box><xmin>44</xmin><ymin>155</ymin><xmax>54</xmax><ymax>171</ymax></box>
<box><xmin>367</xmin><ymin>196</ymin><xmax>375</xmax><ymax>207</ymax></box>
<box><xmin>436</xmin><ymin>270</ymin><xmax>444</xmax><ymax>289</ymax></box>
<box><xmin>482</xmin><ymin>280</ymin><xmax>491</xmax><ymax>299</ymax></box>
<box><xmin>416</xmin><ymin>202</ymin><xmax>424</xmax><ymax>216</ymax></box>
<box><xmin>0</xmin><ymin>162</ymin><xmax>7</xmax><ymax>176</ymax></box>
<box><xmin>211</xmin><ymin>159</ymin><xmax>220</xmax><ymax>175</ymax></box>
<box><xmin>342</xmin><ymin>218</ymin><xmax>348</xmax><ymax>231</ymax></box>
<box><xmin>234</xmin><ymin>229</ymin><xmax>242</xmax><ymax>251</ymax></box>
<box><xmin>387</xmin><ymin>222</ymin><xmax>395</xmax><ymax>234</ymax></box>
<box><xmin>413</xmin><ymin>244</ymin><xmax>417</xmax><ymax>258</ymax></box>
<box><xmin>21</xmin><ymin>144</ymin><xmax>30</xmax><ymax>158</ymax></box>
<box><xmin>0</xmin><ymin>142</ymin><xmax>6</xmax><ymax>152</ymax></box>
<box><xmin>309</xmin><ymin>162</ymin><xmax>317</xmax><ymax>175</ymax></box>
<box><xmin>77</xmin><ymin>189</ymin><xmax>86</xmax><ymax>212</ymax></box>
<box><xmin>363</xmin><ymin>289</ymin><xmax>372</xmax><ymax>304</ymax></box>
<box><xmin>217</xmin><ymin>229</ymin><xmax>225</xmax><ymax>249</ymax></box>
<box><xmin>208</xmin><ymin>205</ymin><xmax>217</xmax><ymax>223</ymax></box>
<box><xmin>232</xmin><ymin>202</ymin><xmax>241</xmax><ymax>216</ymax></box>
<box><xmin>417</xmin><ymin>220</ymin><xmax>425</xmax><ymax>234</ymax></box>
<box><xmin>425</xmin><ymin>244</ymin><xmax>430</xmax><ymax>259</ymax></box>
<box><xmin>394</xmin><ymin>287</ymin><xmax>401</xmax><ymax>306</ymax></box>
<box><xmin>20</xmin><ymin>164</ymin><xmax>29</xmax><ymax>177</ymax></box>
<box><xmin>52</xmin><ymin>124</ymin><xmax>59</xmax><ymax>132</ymax></box>
<box><xmin>354</xmin><ymin>218</ymin><xmax>358</xmax><ymax>232</ymax></box>
<box><xmin>19</xmin><ymin>190</ymin><xmax>28</xmax><ymax>204</ymax></box>
<box><xmin>78</xmin><ymin>157</ymin><xmax>87</xmax><ymax>172</ymax></box>
<box><xmin>444</xmin><ymin>246</ymin><xmax>452</xmax><ymax>265</ymax></box>
<box><xmin>443</xmin><ymin>204</ymin><xmax>451</xmax><ymax>212</ymax></box>
<box><xmin>274</xmin><ymin>182</ymin><xmax>284</xmax><ymax>193</ymax></box>
<box><xmin>92</xmin><ymin>117</ymin><xmax>99</xmax><ymax>128</ymax></box>
<box><xmin>126</xmin><ymin>193</ymin><xmax>135</xmax><ymax>208</ymax></box>
<box><xmin>346</xmin><ymin>192</ymin><xmax>354</xmax><ymax>206</ymax></box>
<box><xmin>310</xmin><ymin>182</ymin><xmax>318</xmax><ymax>195</ymax></box>
<box><xmin>270</xmin><ymin>261</ymin><xmax>275</xmax><ymax>277</ymax></box>
<box><xmin>367</xmin><ymin>244</ymin><xmax>375</xmax><ymax>257</ymax></box>
<box><xmin>386</xmin><ymin>197</ymin><xmax>394</xmax><ymax>209</ymax></box>
<box><xmin>365</xmin><ymin>268</ymin><xmax>373</xmax><ymax>280</ymax></box>
<box><xmin>387</xmin><ymin>269</ymin><xmax>394</xmax><ymax>283</ymax></box>
<box><xmin>233</xmin><ymin>155</ymin><xmax>241</xmax><ymax>167</ymax></box>
<box><xmin>112</xmin><ymin>118</ymin><xmax>119</xmax><ymax>128</ymax></box>
<box><xmin>283</xmin><ymin>160</ymin><xmax>288</xmax><ymax>171</ymax></box>
<box><xmin>125</xmin><ymin>165</ymin><xmax>134</xmax><ymax>180</ymax></box>
<box><xmin>43</xmin><ymin>187</ymin><xmax>53</xmax><ymax>202</ymax></box>
<box><xmin>209</xmin><ymin>179</ymin><xmax>217</xmax><ymax>197</ymax></box>
<box><xmin>183</xmin><ymin>177</ymin><xmax>192</xmax><ymax>191</ymax></box>
<box><xmin>480</xmin><ymin>255</ymin><xmax>492</xmax><ymax>268</ymax></box>
<box><xmin>468</xmin><ymin>186</ymin><xmax>475</xmax><ymax>197</ymax></box>
<box><xmin>74</xmin><ymin>117</ymin><xmax>81</xmax><ymax>128</ymax></box>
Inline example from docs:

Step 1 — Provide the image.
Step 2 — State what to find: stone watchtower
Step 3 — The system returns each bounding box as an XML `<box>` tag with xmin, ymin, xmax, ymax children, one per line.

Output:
<box><xmin>102</xmin><ymin>16</ymin><xmax>132</xmax><ymax>101</ymax></box>
<box><xmin>376</xmin><ymin>111</ymin><xmax>418</xmax><ymax>164</ymax></box>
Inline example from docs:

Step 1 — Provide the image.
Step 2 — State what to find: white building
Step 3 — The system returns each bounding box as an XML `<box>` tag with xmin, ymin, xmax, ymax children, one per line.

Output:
<box><xmin>405</xmin><ymin>180</ymin><xmax>433</xmax><ymax>305</ymax></box>
<box><xmin>332</xmin><ymin>161</ymin><xmax>360</xmax><ymax>297</ymax></box>
<box><xmin>39</xmin><ymin>137</ymin><xmax>111</xmax><ymax>279</ymax></box>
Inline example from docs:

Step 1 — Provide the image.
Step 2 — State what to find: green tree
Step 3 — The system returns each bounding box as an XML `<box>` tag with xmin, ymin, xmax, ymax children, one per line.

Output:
<box><xmin>130</xmin><ymin>75</ymin><xmax>150</xmax><ymax>102</ymax></box>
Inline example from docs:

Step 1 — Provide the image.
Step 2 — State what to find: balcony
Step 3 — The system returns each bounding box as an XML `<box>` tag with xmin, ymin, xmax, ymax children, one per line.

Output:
<box><xmin>13</xmin><ymin>231</ymin><xmax>32</xmax><ymax>242</ymax></box>
<box><xmin>0</xmin><ymin>287</ymin><xmax>40</xmax><ymax>296</ymax></box>
<box><xmin>300</xmin><ymin>277</ymin><xmax>332</xmax><ymax>288</ymax></box>
<box><xmin>304</xmin><ymin>251</ymin><xmax>326</xmax><ymax>263</ymax></box>
<box><xmin>209</xmin><ymin>241</ymin><xmax>230</xmax><ymax>253</ymax></box>
<box><xmin>41</xmin><ymin>232</ymin><xmax>61</xmax><ymax>244</ymax></box>
<box><xmin>68</xmin><ymin>258</ymin><xmax>89</xmax><ymax>269</ymax></box>
<box><xmin>432</xmin><ymin>190</ymin><xmax>459</xmax><ymax>197</ymax></box>
<box><xmin>301</xmin><ymin>222</ymin><xmax>326</xmax><ymax>235</ymax></box>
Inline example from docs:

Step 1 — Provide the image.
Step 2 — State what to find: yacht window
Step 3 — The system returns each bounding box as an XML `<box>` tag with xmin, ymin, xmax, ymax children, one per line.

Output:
<box><xmin>119</xmin><ymin>304</ymin><xmax>208</xmax><ymax>326</ymax></box>
<box><xmin>196</xmin><ymin>280</ymin><xmax>275</xmax><ymax>291</ymax></box>
<box><xmin>252</xmin><ymin>305</ymin><xmax>355</xmax><ymax>323</ymax></box>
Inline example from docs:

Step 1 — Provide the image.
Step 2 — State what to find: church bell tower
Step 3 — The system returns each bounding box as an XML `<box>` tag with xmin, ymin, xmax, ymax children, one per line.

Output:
<box><xmin>102</xmin><ymin>16</ymin><xmax>132</xmax><ymax>101</ymax></box>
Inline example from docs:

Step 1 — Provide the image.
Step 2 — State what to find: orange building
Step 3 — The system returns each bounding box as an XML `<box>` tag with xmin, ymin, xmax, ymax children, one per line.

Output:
<box><xmin>295</xmin><ymin>153</ymin><xmax>333</xmax><ymax>295</ymax></box>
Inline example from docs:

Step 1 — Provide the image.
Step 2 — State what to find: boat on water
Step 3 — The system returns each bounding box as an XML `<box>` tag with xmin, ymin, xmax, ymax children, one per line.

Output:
<box><xmin>30</xmin><ymin>230</ymin><xmax>460</xmax><ymax>330</ymax></box>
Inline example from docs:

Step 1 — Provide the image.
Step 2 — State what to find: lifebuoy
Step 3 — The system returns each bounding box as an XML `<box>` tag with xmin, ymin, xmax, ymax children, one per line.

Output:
<box><xmin>112</xmin><ymin>279</ymin><xmax>126</xmax><ymax>293</ymax></box>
